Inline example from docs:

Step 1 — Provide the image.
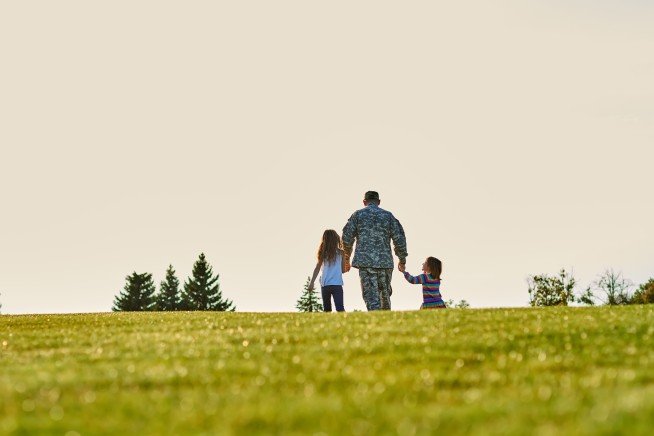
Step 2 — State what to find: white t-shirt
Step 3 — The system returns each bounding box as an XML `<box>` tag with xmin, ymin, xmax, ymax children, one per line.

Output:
<box><xmin>320</xmin><ymin>252</ymin><xmax>343</xmax><ymax>287</ymax></box>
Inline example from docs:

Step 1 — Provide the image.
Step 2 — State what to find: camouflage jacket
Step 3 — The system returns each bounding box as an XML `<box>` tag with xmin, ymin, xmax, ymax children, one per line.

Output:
<box><xmin>342</xmin><ymin>204</ymin><xmax>408</xmax><ymax>269</ymax></box>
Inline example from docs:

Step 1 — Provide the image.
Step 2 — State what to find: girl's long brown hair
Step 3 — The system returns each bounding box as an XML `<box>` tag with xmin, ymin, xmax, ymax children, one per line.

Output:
<box><xmin>427</xmin><ymin>257</ymin><xmax>442</xmax><ymax>280</ymax></box>
<box><xmin>317</xmin><ymin>229</ymin><xmax>344</xmax><ymax>264</ymax></box>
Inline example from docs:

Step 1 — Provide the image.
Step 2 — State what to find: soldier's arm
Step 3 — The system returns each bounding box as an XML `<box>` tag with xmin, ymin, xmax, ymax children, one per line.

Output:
<box><xmin>342</xmin><ymin>213</ymin><xmax>357</xmax><ymax>258</ymax></box>
<box><xmin>391</xmin><ymin>216</ymin><xmax>408</xmax><ymax>264</ymax></box>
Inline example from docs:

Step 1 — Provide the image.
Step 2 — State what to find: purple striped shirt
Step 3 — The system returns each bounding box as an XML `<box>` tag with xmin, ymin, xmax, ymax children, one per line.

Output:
<box><xmin>403</xmin><ymin>272</ymin><xmax>446</xmax><ymax>309</ymax></box>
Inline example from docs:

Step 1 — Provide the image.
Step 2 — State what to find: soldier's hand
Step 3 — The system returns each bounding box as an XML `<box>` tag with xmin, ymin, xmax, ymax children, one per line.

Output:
<box><xmin>342</xmin><ymin>257</ymin><xmax>351</xmax><ymax>273</ymax></box>
<box><xmin>398</xmin><ymin>262</ymin><xmax>405</xmax><ymax>272</ymax></box>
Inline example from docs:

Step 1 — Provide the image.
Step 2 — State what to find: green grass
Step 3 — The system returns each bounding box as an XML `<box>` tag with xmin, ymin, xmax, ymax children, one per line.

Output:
<box><xmin>2</xmin><ymin>306</ymin><xmax>654</xmax><ymax>435</ymax></box>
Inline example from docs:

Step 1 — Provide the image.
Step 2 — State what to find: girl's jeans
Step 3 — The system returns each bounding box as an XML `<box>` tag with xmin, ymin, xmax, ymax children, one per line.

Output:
<box><xmin>321</xmin><ymin>285</ymin><xmax>345</xmax><ymax>312</ymax></box>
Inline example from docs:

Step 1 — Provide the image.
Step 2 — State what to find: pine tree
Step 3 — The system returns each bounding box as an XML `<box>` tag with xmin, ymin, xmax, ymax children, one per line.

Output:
<box><xmin>181</xmin><ymin>253</ymin><xmax>235</xmax><ymax>311</ymax></box>
<box><xmin>156</xmin><ymin>265</ymin><xmax>181</xmax><ymax>311</ymax></box>
<box><xmin>112</xmin><ymin>272</ymin><xmax>156</xmax><ymax>312</ymax></box>
<box><xmin>296</xmin><ymin>276</ymin><xmax>323</xmax><ymax>312</ymax></box>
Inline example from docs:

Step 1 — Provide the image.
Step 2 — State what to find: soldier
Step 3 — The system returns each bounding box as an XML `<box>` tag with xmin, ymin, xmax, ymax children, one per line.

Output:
<box><xmin>342</xmin><ymin>191</ymin><xmax>408</xmax><ymax>310</ymax></box>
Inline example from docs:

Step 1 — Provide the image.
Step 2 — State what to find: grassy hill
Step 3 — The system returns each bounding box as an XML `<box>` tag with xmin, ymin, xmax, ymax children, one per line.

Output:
<box><xmin>1</xmin><ymin>306</ymin><xmax>653</xmax><ymax>435</ymax></box>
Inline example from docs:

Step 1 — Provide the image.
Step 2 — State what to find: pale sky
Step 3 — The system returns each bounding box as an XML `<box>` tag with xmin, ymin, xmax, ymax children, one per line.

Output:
<box><xmin>1</xmin><ymin>1</ymin><xmax>653</xmax><ymax>314</ymax></box>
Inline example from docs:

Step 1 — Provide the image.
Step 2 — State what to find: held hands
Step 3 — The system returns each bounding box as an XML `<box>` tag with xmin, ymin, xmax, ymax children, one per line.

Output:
<box><xmin>398</xmin><ymin>262</ymin><xmax>406</xmax><ymax>273</ymax></box>
<box><xmin>342</xmin><ymin>255</ymin><xmax>351</xmax><ymax>273</ymax></box>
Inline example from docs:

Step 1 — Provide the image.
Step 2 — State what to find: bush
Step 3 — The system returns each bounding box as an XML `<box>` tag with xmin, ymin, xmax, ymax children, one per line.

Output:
<box><xmin>631</xmin><ymin>278</ymin><xmax>654</xmax><ymax>304</ymax></box>
<box><xmin>527</xmin><ymin>269</ymin><xmax>576</xmax><ymax>307</ymax></box>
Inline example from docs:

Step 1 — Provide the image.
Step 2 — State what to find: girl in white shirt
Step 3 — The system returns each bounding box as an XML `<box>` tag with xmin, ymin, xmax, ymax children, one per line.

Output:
<box><xmin>308</xmin><ymin>229</ymin><xmax>347</xmax><ymax>312</ymax></box>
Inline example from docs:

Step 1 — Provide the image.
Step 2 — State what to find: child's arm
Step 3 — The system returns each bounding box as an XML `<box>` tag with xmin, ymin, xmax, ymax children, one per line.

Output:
<box><xmin>308</xmin><ymin>262</ymin><xmax>321</xmax><ymax>291</ymax></box>
<box><xmin>403</xmin><ymin>271</ymin><xmax>425</xmax><ymax>285</ymax></box>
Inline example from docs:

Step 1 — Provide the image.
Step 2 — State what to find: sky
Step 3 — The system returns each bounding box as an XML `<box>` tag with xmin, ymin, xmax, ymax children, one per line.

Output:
<box><xmin>1</xmin><ymin>1</ymin><xmax>653</xmax><ymax>314</ymax></box>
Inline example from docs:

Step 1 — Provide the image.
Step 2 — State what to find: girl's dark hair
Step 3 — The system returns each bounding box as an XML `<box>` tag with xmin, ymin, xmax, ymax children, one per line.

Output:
<box><xmin>426</xmin><ymin>257</ymin><xmax>442</xmax><ymax>280</ymax></box>
<box><xmin>317</xmin><ymin>230</ymin><xmax>344</xmax><ymax>264</ymax></box>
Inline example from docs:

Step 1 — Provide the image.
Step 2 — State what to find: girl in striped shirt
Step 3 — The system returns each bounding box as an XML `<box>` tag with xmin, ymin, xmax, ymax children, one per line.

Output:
<box><xmin>399</xmin><ymin>257</ymin><xmax>446</xmax><ymax>309</ymax></box>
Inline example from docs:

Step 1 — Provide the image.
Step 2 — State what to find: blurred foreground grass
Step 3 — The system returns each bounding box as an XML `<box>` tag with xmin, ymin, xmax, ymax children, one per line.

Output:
<box><xmin>1</xmin><ymin>306</ymin><xmax>654</xmax><ymax>435</ymax></box>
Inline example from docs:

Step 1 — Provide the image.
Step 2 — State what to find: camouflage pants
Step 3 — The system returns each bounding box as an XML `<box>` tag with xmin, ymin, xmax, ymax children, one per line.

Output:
<box><xmin>358</xmin><ymin>268</ymin><xmax>393</xmax><ymax>311</ymax></box>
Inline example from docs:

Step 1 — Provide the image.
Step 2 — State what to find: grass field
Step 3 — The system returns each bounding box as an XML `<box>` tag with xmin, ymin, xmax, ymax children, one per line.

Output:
<box><xmin>2</xmin><ymin>306</ymin><xmax>654</xmax><ymax>435</ymax></box>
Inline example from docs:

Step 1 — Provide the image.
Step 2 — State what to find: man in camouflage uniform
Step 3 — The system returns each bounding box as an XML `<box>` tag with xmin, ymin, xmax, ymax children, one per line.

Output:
<box><xmin>342</xmin><ymin>191</ymin><xmax>408</xmax><ymax>310</ymax></box>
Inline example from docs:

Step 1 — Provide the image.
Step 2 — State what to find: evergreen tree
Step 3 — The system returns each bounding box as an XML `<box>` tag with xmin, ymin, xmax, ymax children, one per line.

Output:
<box><xmin>181</xmin><ymin>253</ymin><xmax>235</xmax><ymax>311</ymax></box>
<box><xmin>156</xmin><ymin>265</ymin><xmax>181</xmax><ymax>311</ymax></box>
<box><xmin>296</xmin><ymin>276</ymin><xmax>323</xmax><ymax>312</ymax></box>
<box><xmin>112</xmin><ymin>272</ymin><xmax>156</xmax><ymax>312</ymax></box>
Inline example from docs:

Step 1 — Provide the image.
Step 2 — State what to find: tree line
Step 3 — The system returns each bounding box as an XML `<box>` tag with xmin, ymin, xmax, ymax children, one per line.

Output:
<box><xmin>112</xmin><ymin>253</ymin><xmax>235</xmax><ymax>312</ymax></box>
<box><xmin>527</xmin><ymin>268</ymin><xmax>654</xmax><ymax>307</ymax></box>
